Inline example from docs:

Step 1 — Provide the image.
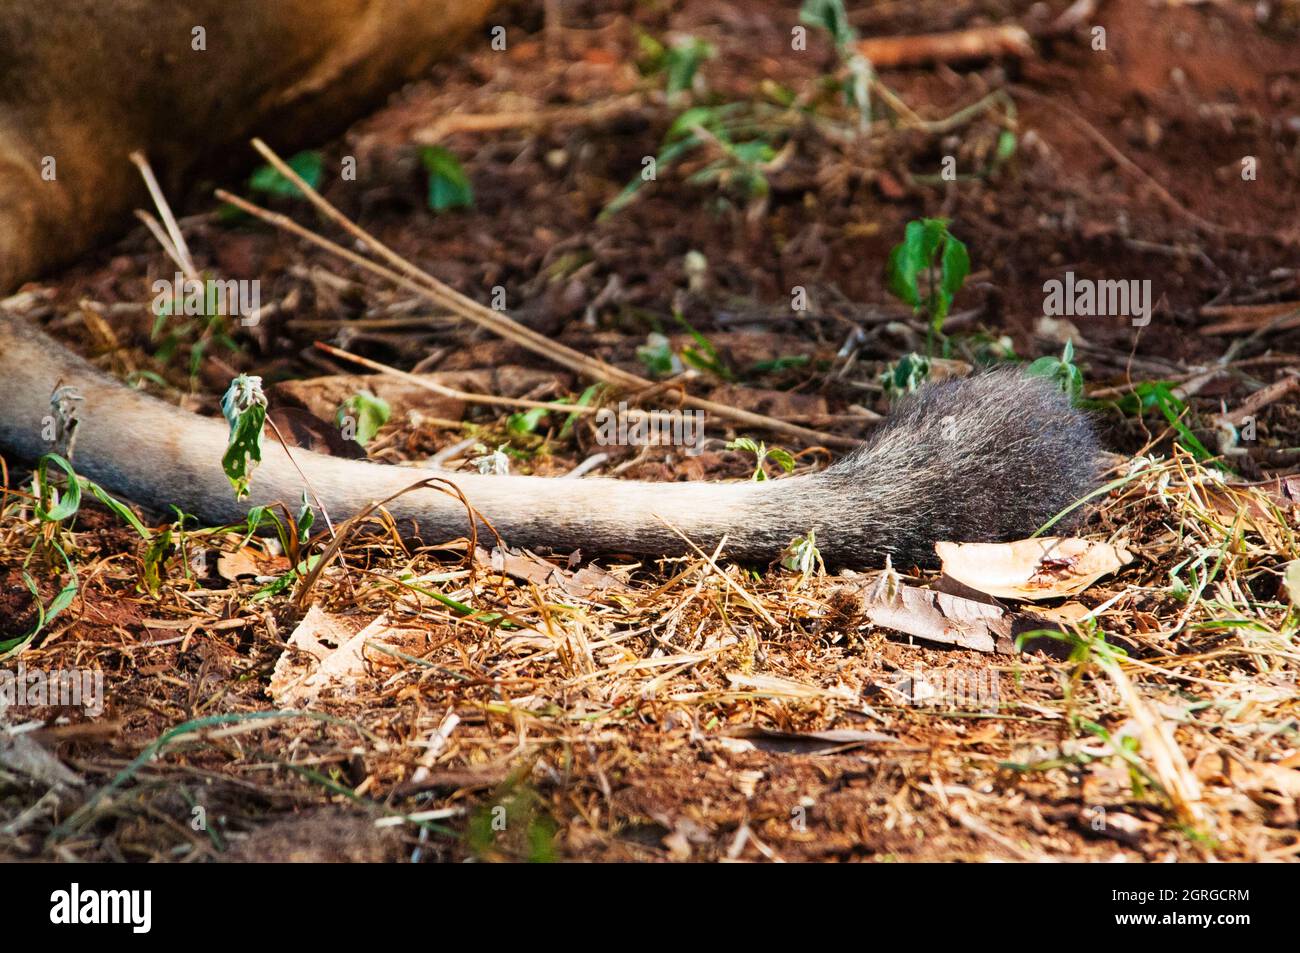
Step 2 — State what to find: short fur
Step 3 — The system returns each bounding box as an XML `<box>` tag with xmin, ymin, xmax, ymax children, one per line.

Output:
<box><xmin>0</xmin><ymin>0</ymin><xmax>496</xmax><ymax>289</ymax></box>
<box><xmin>0</xmin><ymin>313</ymin><xmax>1100</xmax><ymax>567</ymax></box>
<box><xmin>0</xmin><ymin>0</ymin><xmax>1100</xmax><ymax>566</ymax></box>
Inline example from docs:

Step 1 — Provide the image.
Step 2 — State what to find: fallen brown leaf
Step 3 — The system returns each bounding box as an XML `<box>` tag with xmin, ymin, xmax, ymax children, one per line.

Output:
<box><xmin>936</xmin><ymin>537</ymin><xmax>1131</xmax><ymax>601</ymax></box>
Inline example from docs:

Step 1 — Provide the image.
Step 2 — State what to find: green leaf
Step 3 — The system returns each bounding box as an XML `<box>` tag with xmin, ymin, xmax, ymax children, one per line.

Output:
<box><xmin>726</xmin><ymin>437</ymin><xmax>793</xmax><ymax>482</ymax></box>
<box><xmin>420</xmin><ymin>146</ymin><xmax>474</xmax><ymax>212</ymax></box>
<box><xmin>221</xmin><ymin>375</ymin><xmax>268</xmax><ymax>500</ymax></box>
<box><xmin>882</xmin><ymin>353</ymin><xmax>932</xmax><ymax>396</ymax></box>
<box><xmin>780</xmin><ymin>530</ymin><xmax>823</xmax><ymax>577</ymax></box>
<box><xmin>507</xmin><ymin>406</ymin><xmax>549</xmax><ymax>436</ymax></box>
<box><xmin>248</xmin><ymin>150</ymin><xmax>324</xmax><ymax>198</ymax></box>
<box><xmin>800</xmin><ymin>0</ymin><xmax>857</xmax><ymax>49</ymax></box>
<box><xmin>560</xmin><ymin>385</ymin><xmax>599</xmax><ymax>441</ymax></box>
<box><xmin>936</xmin><ymin>232</ymin><xmax>970</xmax><ymax>325</ymax></box>
<box><xmin>1025</xmin><ymin>341</ymin><xmax>1084</xmax><ymax>403</ymax></box>
<box><xmin>674</xmin><ymin>311</ymin><xmax>734</xmax><ymax>381</ymax></box>
<box><xmin>886</xmin><ymin>219</ymin><xmax>939</xmax><ymax>309</ymax></box>
<box><xmin>636</xmin><ymin>333</ymin><xmax>681</xmax><ymax>378</ymax></box>
<box><xmin>995</xmin><ymin>129</ymin><xmax>1018</xmax><ymax>163</ymax></box>
<box><xmin>885</xmin><ymin>218</ymin><xmax>971</xmax><ymax>340</ymax></box>
<box><xmin>337</xmin><ymin>390</ymin><xmax>391</xmax><ymax>446</ymax></box>
<box><xmin>252</xmin><ymin>555</ymin><xmax>321</xmax><ymax>603</ymax></box>
<box><xmin>297</xmin><ymin>491</ymin><xmax>315</xmax><ymax>544</ymax></box>
<box><xmin>0</xmin><ymin>552</ymin><xmax>78</xmax><ymax>659</ymax></box>
<box><xmin>34</xmin><ymin>454</ymin><xmax>82</xmax><ymax>524</ymax></box>
<box><xmin>766</xmin><ymin>447</ymin><xmax>797</xmax><ymax>474</ymax></box>
<box><xmin>87</xmin><ymin>482</ymin><xmax>151</xmax><ymax>539</ymax></box>
<box><xmin>663</xmin><ymin>37</ymin><xmax>714</xmax><ymax>98</ymax></box>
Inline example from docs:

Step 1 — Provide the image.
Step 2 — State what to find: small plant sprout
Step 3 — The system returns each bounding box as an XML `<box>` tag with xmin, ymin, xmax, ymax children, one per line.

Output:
<box><xmin>886</xmin><ymin>218</ymin><xmax>971</xmax><ymax>347</ymax></box>
<box><xmin>636</xmin><ymin>333</ymin><xmax>683</xmax><ymax>378</ymax></box>
<box><xmin>507</xmin><ymin>406</ymin><xmax>550</xmax><ymax>437</ymax></box>
<box><xmin>1026</xmin><ymin>340</ymin><xmax>1084</xmax><ymax>403</ymax></box>
<box><xmin>780</xmin><ymin>530</ymin><xmax>825</xmax><ymax>580</ymax></box>
<box><xmin>800</xmin><ymin>0</ymin><xmax>873</xmax><ymax>127</ymax></box>
<box><xmin>34</xmin><ymin>453</ymin><xmax>150</xmax><ymax>539</ymax></box>
<box><xmin>1112</xmin><ymin>380</ymin><xmax>1226</xmax><ymax>470</ymax></box>
<box><xmin>674</xmin><ymin>311</ymin><xmax>734</xmax><ymax>381</ymax></box>
<box><xmin>602</xmin><ymin>102</ymin><xmax>779</xmax><ymax>218</ymax></box>
<box><xmin>661</xmin><ymin>36</ymin><xmax>715</xmax><ymax>102</ymax></box>
<box><xmin>727</xmin><ymin>437</ymin><xmax>796</xmax><ymax>481</ymax></box>
<box><xmin>337</xmin><ymin>390</ymin><xmax>391</xmax><ymax>446</ymax></box>
<box><xmin>151</xmin><ymin>274</ymin><xmax>241</xmax><ymax>379</ymax></box>
<box><xmin>420</xmin><ymin>146</ymin><xmax>474</xmax><ymax>212</ymax></box>
<box><xmin>880</xmin><ymin>353</ymin><xmax>933</xmax><ymax>396</ymax></box>
<box><xmin>248</xmin><ymin>149</ymin><xmax>324</xmax><ymax>199</ymax></box>
<box><xmin>472</xmin><ymin>444</ymin><xmax>512</xmax><ymax>475</ymax></box>
<box><xmin>221</xmin><ymin>374</ymin><xmax>267</xmax><ymax>500</ymax></box>
<box><xmin>297</xmin><ymin>491</ymin><xmax>316</xmax><ymax>544</ymax></box>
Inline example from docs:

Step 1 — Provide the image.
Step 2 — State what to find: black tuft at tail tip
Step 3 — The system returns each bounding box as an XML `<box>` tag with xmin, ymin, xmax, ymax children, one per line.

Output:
<box><xmin>814</xmin><ymin>368</ymin><xmax>1102</xmax><ymax>567</ymax></box>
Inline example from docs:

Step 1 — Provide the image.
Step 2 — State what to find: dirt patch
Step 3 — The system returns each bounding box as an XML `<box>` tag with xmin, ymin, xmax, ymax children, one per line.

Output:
<box><xmin>3</xmin><ymin>0</ymin><xmax>1298</xmax><ymax>862</ymax></box>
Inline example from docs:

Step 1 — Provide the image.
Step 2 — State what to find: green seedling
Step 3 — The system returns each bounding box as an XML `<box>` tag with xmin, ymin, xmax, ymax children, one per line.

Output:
<box><xmin>420</xmin><ymin>146</ymin><xmax>474</xmax><ymax>212</ymax></box>
<box><xmin>727</xmin><ymin>437</ymin><xmax>796</xmax><ymax>481</ymax></box>
<box><xmin>886</xmin><ymin>217</ymin><xmax>970</xmax><ymax>347</ymax></box>
<box><xmin>221</xmin><ymin>374</ymin><xmax>267</xmax><ymax>500</ymax></box>
<box><xmin>338</xmin><ymin>390</ymin><xmax>391</xmax><ymax>446</ymax></box>
<box><xmin>1026</xmin><ymin>340</ymin><xmax>1084</xmax><ymax>404</ymax></box>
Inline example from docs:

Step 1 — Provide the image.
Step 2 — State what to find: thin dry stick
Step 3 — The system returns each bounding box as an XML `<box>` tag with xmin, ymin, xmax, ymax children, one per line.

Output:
<box><xmin>229</xmin><ymin>142</ymin><xmax>863</xmax><ymax>450</ymax></box>
<box><xmin>133</xmin><ymin>211</ymin><xmax>190</xmax><ymax>277</ymax></box>
<box><xmin>659</xmin><ymin>519</ymin><xmax>780</xmax><ymax>628</ymax></box>
<box><xmin>216</xmin><ymin>189</ymin><xmax>638</xmax><ymax>387</ymax></box>
<box><xmin>264</xmin><ymin>417</ymin><xmax>338</xmax><ymax>540</ymax></box>
<box><xmin>315</xmin><ymin>339</ymin><xmax>716</xmax><ymax>428</ymax></box>
<box><xmin>415</xmin><ymin>94</ymin><xmax>645</xmax><ymax>145</ymax></box>
<box><xmin>129</xmin><ymin>151</ymin><xmax>196</xmax><ymax>275</ymax></box>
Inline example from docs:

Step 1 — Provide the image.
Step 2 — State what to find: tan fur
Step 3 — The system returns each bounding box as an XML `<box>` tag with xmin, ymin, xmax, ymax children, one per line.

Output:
<box><xmin>0</xmin><ymin>1</ymin><xmax>1101</xmax><ymax>566</ymax></box>
<box><xmin>0</xmin><ymin>312</ymin><xmax>1099</xmax><ymax>566</ymax></box>
<box><xmin>0</xmin><ymin>0</ymin><xmax>495</xmax><ymax>288</ymax></box>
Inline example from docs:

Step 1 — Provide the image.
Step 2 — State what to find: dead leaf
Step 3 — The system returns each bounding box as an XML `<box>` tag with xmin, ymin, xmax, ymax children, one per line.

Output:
<box><xmin>217</xmin><ymin>548</ymin><xmax>263</xmax><ymax>581</ymax></box>
<box><xmin>831</xmin><ymin>579</ymin><xmax>1060</xmax><ymax>653</ymax></box>
<box><xmin>1034</xmin><ymin>601</ymin><xmax>1095</xmax><ymax>625</ymax></box>
<box><xmin>1076</xmin><ymin>807</ymin><xmax>1155</xmax><ymax>845</ymax></box>
<box><xmin>1282</xmin><ymin>561</ymin><xmax>1300</xmax><ymax>606</ymax></box>
<box><xmin>1195</xmin><ymin>750</ymin><xmax>1300</xmax><ymax>798</ymax></box>
<box><xmin>1231</xmin><ymin>759</ymin><xmax>1300</xmax><ymax>798</ymax></box>
<box><xmin>724</xmin><ymin>726</ymin><xmax>897</xmax><ymax>754</ymax></box>
<box><xmin>0</xmin><ymin>727</ymin><xmax>84</xmax><ymax>789</ymax></box>
<box><xmin>269</xmin><ymin>607</ymin><xmax>425</xmax><ymax>707</ymax></box>
<box><xmin>474</xmin><ymin>546</ymin><xmax>632</xmax><ymax>599</ymax></box>
<box><xmin>724</xmin><ymin>672</ymin><xmax>856</xmax><ymax>703</ymax></box>
<box><xmin>937</xmin><ymin>537</ymin><xmax>1131</xmax><ymax>601</ymax></box>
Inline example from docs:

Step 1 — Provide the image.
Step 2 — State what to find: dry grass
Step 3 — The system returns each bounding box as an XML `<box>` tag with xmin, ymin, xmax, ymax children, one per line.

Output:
<box><xmin>2</xmin><ymin>0</ymin><xmax>1298</xmax><ymax>863</ymax></box>
<box><xmin>2</xmin><ymin>439</ymin><xmax>1297</xmax><ymax>862</ymax></box>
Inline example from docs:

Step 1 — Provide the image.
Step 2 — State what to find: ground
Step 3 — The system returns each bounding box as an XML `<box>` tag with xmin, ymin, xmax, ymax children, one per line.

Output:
<box><xmin>1</xmin><ymin>0</ymin><xmax>1299</xmax><ymax>862</ymax></box>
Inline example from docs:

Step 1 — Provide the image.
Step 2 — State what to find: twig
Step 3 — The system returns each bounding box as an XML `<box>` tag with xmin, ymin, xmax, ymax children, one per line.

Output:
<box><xmin>856</xmin><ymin>25</ymin><xmax>1034</xmax><ymax>70</ymax></box>
<box><xmin>217</xmin><ymin>150</ymin><xmax>861</xmax><ymax>450</ymax></box>
<box><xmin>129</xmin><ymin>152</ymin><xmax>196</xmax><ymax>276</ymax></box>
<box><xmin>314</xmin><ymin>339</ymin><xmax>715</xmax><ymax>431</ymax></box>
